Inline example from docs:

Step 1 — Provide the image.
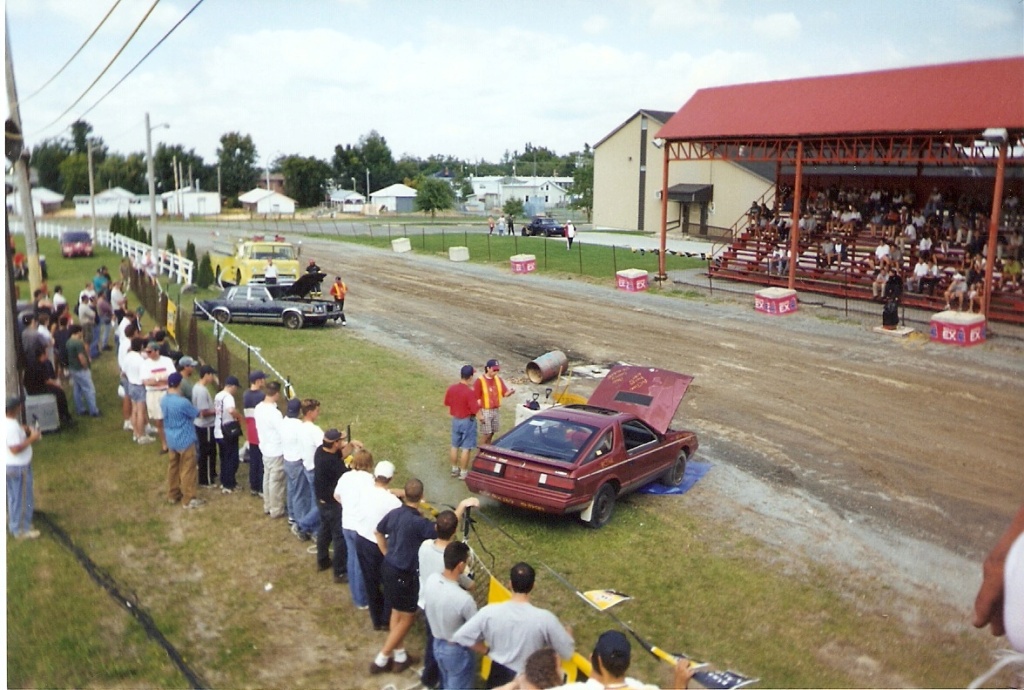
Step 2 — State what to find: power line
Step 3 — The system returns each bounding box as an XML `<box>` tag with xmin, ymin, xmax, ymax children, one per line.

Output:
<box><xmin>41</xmin><ymin>0</ymin><xmax>162</xmax><ymax>131</ymax></box>
<box><xmin>76</xmin><ymin>0</ymin><xmax>206</xmax><ymax>123</ymax></box>
<box><xmin>21</xmin><ymin>0</ymin><xmax>125</xmax><ymax>104</ymax></box>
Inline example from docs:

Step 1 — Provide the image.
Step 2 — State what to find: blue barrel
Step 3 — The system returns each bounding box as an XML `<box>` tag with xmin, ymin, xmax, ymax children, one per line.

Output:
<box><xmin>526</xmin><ymin>350</ymin><xmax>568</xmax><ymax>384</ymax></box>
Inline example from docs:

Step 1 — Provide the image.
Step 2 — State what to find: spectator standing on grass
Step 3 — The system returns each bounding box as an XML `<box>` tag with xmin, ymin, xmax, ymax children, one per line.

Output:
<box><xmin>65</xmin><ymin>326</ymin><xmax>100</xmax><ymax>418</ymax></box>
<box><xmin>214</xmin><ymin>375</ymin><xmax>243</xmax><ymax>493</ymax></box>
<box><xmin>6</xmin><ymin>396</ymin><xmax>43</xmax><ymax>540</ymax></box>
<box><xmin>292</xmin><ymin>399</ymin><xmax>325</xmax><ymax>540</ymax></box>
<box><xmin>161</xmin><ymin>372</ymin><xmax>203</xmax><ymax>509</ymax></box>
<box><xmin>282</xmin><ymin>398</ymin><xmax>308</xmax><ymax>529</ymax></box>
<box><xmin>243</xmin><ymin>371</ymin><xmax>266</xmax><ymax>498</ymax></box>
<box><xmin>453</xmin><ymin>562</ymin><xmax>575</xmax><ymax>688</ymax></box>
<box><xmin>565</xmin><ymin>220</ymin><xmax>576</xmax><ymax>251</ymax></box>
<box><xmin>329</xmin><ymin>276</ymin><xmax>348</xmax><ymax>326</ymax></box>
<box><xmin>419</xmin><ymin>509</ymin><xmax>477</xmax><ymax>688</ymax></box>
<box><xmin>177</xmin><ymin>356</ymin><xmax>198</xmax><ymax>402</ymax></box>
<box><xmin>507</xmin><ymin>215</ymin><xmax>515</xmax><ymax>237</ymax></box>
<box><xmin>52</xmin><ymin>285</ymin><xmax>67</xmax><ymax>320</ymax></box>
<box><xmin>445</xmin><ymin>364</ymin><xmax>481</xmax><ymax>480</ymax></box>
<box><xmin>95</xmin><ymin>290</ymin><xmax>113</xmax><ymax>354</ymax></box>
<box><xmin>489</xmin><ymin>217</ymin><xmax>496</xmax><ymax>235</ymax></box>
<box><xmin>497</xmin><ymin>216</ymin><xmax>507</xmax><ymax>236</ymax></box>
<box><xmin>254</xmin><ymin>381</ymin><xmax>286</xmax><ymax>518</ymax></box>
<box><xmin>476</xmin><ymin>359</ymin><xmax>514</xmax><ymax>446</ymax></box>
<box><xmin>193</xmin><ymin>365</ymin><xmax>218</xmax><ymax>487</ymax></box>
<box><xmin>423</xmin><ymin>541</ymin><xmax>479</xmax><ymax>690</ymax></box>
<box><xmin>124</xmin><ymin>337</ymin><xmax>152</xmax><ymax>443</ymax></box>
<box><xmin>314</xmin><ymin>428</ymin><xmax>348</xmax><ymax>578</ymax></box>
<box><xmin>354</xmin><ymin>460</ymin><xmax>402</xmax><ymax>632</ymax></box>
<box><xmin>140</xmin><ymin>341</ymin><xmax>175</xmax><ymax>454</ymax></box>
<box><xmin>335</xmin><ymin>447</ymin><xmax>374</xmax><ymax>609</ymax></box>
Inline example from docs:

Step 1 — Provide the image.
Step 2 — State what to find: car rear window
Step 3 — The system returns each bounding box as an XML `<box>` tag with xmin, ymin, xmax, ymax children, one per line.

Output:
<box><xmin>62</xmin><ymin>232</ymin><xmax>92</xmax><ymax>243</ymax></box>
<box><xmin>492</xmin><ymin>417</ymin><xmax>598</xmax><ymax>463</ymax></box>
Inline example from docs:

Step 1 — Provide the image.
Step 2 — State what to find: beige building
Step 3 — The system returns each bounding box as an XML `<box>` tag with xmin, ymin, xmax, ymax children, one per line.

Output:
<box><xmin>593</xmin><ymin>109</ymin><xmax>775</xmax><ymax>236</ymax></box>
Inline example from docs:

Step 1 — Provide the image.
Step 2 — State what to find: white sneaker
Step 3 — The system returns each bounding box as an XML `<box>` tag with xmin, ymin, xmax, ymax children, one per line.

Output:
<box><xmin>183</xmin><ymin>498</ymin><xmax>206</xmax><ymax>509</ymax></box>
<box><xmin>136</xmin><ymin>435</ymin><xmax>156</xmax><ymax>444</ymax></box>
<box><xmin>459</xmin><ymin>470</ymin><xmax>469</xmax><ymax>480</ymax></box>
<box><xmin>145</xmin><ymin>424</ymin><xmax>157</xmax><ymax>435</ymax></box>
<box><xmin>123</xmin><ymin>420</ymin><xmax>133</xmax><ymax>431</ymax></box>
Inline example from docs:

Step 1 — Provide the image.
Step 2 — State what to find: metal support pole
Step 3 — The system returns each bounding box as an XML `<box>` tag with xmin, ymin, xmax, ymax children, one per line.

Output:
<box><xmin>657</xmin><ymin>144</ymin><xmax>670</xmax><ymax>280</ymax></box>
<box><xmin>788</xmin><ymin>141</ymin><xmax>804</xmax><ymax>291</ymax></box>
<box><xmin>983</xmin><ymin>139</ymin><xmax>1008</xmax><ymax>321</ymax></box>
<box><xmin>88</xmin><ymin>141</ymin><xmax>97</xmax><ymax>240</ymax></box>
<box><xmin>146</xmin><ymin>112</ymin><xmax>159</xmax><ymax>254</ymax></box>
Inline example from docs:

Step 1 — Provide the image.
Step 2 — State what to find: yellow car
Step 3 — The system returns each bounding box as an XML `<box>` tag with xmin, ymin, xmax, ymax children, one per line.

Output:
<box><xmin>213</xmin><ymin>237</ymin><xmax>301</xmax><ymax>286</ymax></box>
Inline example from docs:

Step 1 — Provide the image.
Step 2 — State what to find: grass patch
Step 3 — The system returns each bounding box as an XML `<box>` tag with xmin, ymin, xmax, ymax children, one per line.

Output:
<box><xmin>7</xmin><ymin>236</ymin><xmax>1002</xmax><ymax>688</ymax></box>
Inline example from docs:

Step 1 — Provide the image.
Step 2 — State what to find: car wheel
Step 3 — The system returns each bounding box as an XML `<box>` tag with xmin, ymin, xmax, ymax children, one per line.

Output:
<box><xmin>213</xmin><ymin>309</ymin><xmax>231</xmax><ymax>324</ymax></box>
<box><xmin>660</xmin><ymin>451</ymin><xmax>688</xmax><ymax>487</ymax></box>
<box><xmin>283</xmin><ymin>312</ymin><xmax>303</xmax><ymax>330</ymax></box>
<box><xmin>582</xmin><ymin>483</ymin><xmax>616</xmax><ymax>529</ymax></box>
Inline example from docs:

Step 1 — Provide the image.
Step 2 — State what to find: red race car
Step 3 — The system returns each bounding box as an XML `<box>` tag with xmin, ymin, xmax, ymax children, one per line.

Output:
<box><xmin>466</xmin><ymin>365</ymin><xmax>698</xmax><ymax>528</ymax></box>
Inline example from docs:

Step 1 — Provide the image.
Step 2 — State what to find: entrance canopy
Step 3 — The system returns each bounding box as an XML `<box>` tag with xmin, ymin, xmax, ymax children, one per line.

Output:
<box><xmin>666</xmin><ymin>183</ymin><xmax>713</xmax><ymax>204</ymax></box>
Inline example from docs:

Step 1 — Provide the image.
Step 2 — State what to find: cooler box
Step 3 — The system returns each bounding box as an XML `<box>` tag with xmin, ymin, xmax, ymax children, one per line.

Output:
<box><xmin>616</xmin><ymin>269</ymin><xmax>648</xmax><ymax>292</ymax></box>
<box><xmin>25</xmin><ymin>393</ymin><xmax>61</xmax><ymax>433</ymax></box>
<box><xmin>449</xmin><ymin>246</ymin><xmax>469</xmax><ymax>262</ymax></box>
<box><xmin>510</xmin><ymin>254</ymin><xmax>537</xmax><ymax>274</ymax></box>
<box><xmin>391</xmin><ymin>237</ymin><xmax>412</xmax><ymax>253</ymax></box>
<box><xmin>755</xmin><ymin>287</ymin><xmax>798</xmax><ymax>315</ymax></box>
<box><xmin>930</xmin><ymin>311</ymin><xmax>986</xmax><ymax>346</ymax></box>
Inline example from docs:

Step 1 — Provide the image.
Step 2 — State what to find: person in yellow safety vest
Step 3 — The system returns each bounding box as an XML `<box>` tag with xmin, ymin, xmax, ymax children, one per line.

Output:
<box><xmin>329</xmin><ymin>276</ymin><xmax>348</xmax><ymax>326</ymax></box>
<box><xmin>474</xmin><ymin>359</ymin><xmax>515</xmax><ymax>445</ymax></box>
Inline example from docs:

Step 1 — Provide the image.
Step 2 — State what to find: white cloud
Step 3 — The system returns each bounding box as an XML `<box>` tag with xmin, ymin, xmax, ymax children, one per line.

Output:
<box><xmin>750</xmin><ymin>12</ymin><xmax>801</xmax><ymax>41</ymax></box>
<box><xmin>582</xmin><ymin>14</ymin><xmax>610</xmax><ymax>35</ymax></box>
<box><xmin>643</xmin><ymin>0</ymin><xmax>729</xmax><ymax>31</ymax></box>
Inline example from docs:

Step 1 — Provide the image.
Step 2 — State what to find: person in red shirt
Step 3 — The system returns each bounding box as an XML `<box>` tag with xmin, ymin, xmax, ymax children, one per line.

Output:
<box><xmin>443</xmin><ymin>365</ymin><xmax>481</xmax><ymax>480</ymax></box>
<box><xmin>474</xmin><ymin>358</ymin><xmax>515</xmax><ymax>446</ymax></box>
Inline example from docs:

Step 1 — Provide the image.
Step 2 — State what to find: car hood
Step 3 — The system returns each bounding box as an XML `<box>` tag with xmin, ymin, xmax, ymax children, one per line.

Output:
<box><xmin>586</xmin><ymin>365</ymin><xmax>692</xmax><ymax>435</ymax></box>
<box><xmin>284</xmin><ymin>272</ymin><xmax>326</xmax><ymax>298</ymax></box>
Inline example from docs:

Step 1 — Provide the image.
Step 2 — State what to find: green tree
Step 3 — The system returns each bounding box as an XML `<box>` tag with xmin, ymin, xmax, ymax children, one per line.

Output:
<box><xmin>217</xmin><ymin>132</ymin><xmax>258</xmax><ymax>203</ymax></box>
<box><xmin>155</xmin><ymin>143</ymin><xmax>214</xmax><ymax>194</ymax></box>
<box><xmin>165</xmin><ymin>234</ymin><xmax>176</xmax><ymax>253</ymax></box>
<box><xmin>70</xmin><ymin>120</ymin><xmax>93</xmax><ymax>155</ymax></box>
<box><xmin>31</xmin><ymin>137</ymin><xmax>72</xmax><ymax>193</ymax></box>
<box><xmin>280</xmin><ymin>154</ymin><xmax>332</xmax><ymax>208</ymax></box>
<box><xmin>503</xmin><ymin>197</ymin><xmax>524</xmax><ymax>219</ymax></box>
<box><xmin>414</xmin><ymin>176</ymin><xmax>455</xmax><ymax>218</ymax></box>
<box><xmin>185</xmin><ymin>240</ymin><xmax>198</xmax><ymax>276</ymax></box>
<box><xmin>197</xmin><ymin>252</ymin><xmax>214</xmax><ymax>289</ymax></box>
<box><xmin>360</xmin><ymin>130</ymin><xmax>398</xmax><ymax>191</ymax></box>
<box><xmin>569</xmin><ymin>145</ymin><xmax>594</xmax><ymax>220</ymax></box>
<box><xmin>97</xmin><ymin>152</ymin><xmax>147</xmax><ymax>193</ymax></box>
<box><xmin>58</xmin><ymin>153</ymin><xmax>90</xmax><ymax>198</ymax></box>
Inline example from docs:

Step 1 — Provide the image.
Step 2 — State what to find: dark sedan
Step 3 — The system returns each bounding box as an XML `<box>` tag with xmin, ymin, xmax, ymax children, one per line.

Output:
<box><xmin>466</xmin><ymin>365</ymin><xmax>698</xmax><ymax>528</ymax></box>
<box><xmin>524</xmin><ymin>216</ymin><xmax>565</xmax><ymax>237</ymax></box>
<box><xmin>193</xmin><ymin>272</ymin><xmax>339</xmax><ymax>329</ymax></box>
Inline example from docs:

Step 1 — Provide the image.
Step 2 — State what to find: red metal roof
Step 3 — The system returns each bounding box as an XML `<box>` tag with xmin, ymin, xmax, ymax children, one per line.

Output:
<box><xmin>657</xmin><ymin>57</ymin><xmax>1024</xmax><ymax>141</ymax></box>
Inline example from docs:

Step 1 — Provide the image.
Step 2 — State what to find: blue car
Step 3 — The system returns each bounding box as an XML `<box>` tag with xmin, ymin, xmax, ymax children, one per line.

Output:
<box><xmin>194</xmin><ymin>272</ymin><xmax>339</xmax><ymax>329</ymax></box>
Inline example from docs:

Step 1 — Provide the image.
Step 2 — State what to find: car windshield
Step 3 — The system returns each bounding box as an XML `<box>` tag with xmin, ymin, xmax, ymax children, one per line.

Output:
<box><xmin>492</xmin><ymin>416</ymin><xmax>598</xmax><ymax>463</ymax></box>
<box><xmin>251</xmin><ymin>244</ymin><xmax>294</xmax><ymax>260</ymax></box>
<box><xmin>62</xmin><ymin>232</ymin><xmax>92</xmax><ymax>242</ymax></box>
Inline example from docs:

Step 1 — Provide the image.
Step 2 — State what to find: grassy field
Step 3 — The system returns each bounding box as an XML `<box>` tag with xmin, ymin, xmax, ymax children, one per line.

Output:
<box><xmin>7</xmin><ymin>237</ymin><xmax>1001</xmax><ymax>688</ymax></box>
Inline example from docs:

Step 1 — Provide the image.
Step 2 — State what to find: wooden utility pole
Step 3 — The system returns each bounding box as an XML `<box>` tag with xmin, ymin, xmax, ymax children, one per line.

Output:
<box><xmin>88</xmin><ymin>140</ymin><xmax>98</xmax><ymax>240</ymax></box>
<box><xmin>5</xmin><ymin>23</ymin><xmax>42</xmax><ymax>296</ymax></box>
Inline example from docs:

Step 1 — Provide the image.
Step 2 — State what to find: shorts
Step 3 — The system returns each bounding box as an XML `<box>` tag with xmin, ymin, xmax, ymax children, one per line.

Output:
<box><xmin>450</xmin><ymin>417</ymin><xmax>477</xmax><ymax>451</ymax></box>
<box><xmin>128</xmin><ymin>383</ymin><xmax>146</xmax><ymax>403</ymax></box>
<box><xmin>479</xmin><ymin>408</ymin><xmax>500</xmax><ymax>435</ymax></box>
<box><xmin>146</xmin><ymin>389</ymin><xmax>167</xmax><ymax>420</ymax></box>
<box><xmin>381</xmin><ymin>561</ymin><xmax>418</xmax><ymax>613</ymax></box>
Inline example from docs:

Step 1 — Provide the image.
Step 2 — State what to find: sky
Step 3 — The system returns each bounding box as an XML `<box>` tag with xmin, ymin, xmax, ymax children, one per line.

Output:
<box><xmin>6</xmin><ymin>0</ymin><xmax>1024</xmax><ymax>169</ymax></box>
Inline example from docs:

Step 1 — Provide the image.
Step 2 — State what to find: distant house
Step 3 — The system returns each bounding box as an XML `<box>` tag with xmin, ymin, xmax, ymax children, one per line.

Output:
<box><xmin>161</xmin><ymin>187</ymin><xmax>221</xmax><ymax>219</ymax></box>
<box><xmin>257</xmin><ymin>172</ymin><xmax>286</xmax><ymax>195</ymax></box>
<box><xmin>73</xmin><ymin>187</ymin><xmax>148</xmax><ymax>218</ymax></box>
<box><xmin>328</xmin><ymin>188</ymin><xmax>366</xmax><ymax>213</ymax></box>
<box><xmin>239</xmin><ymin>188</ymin><xmax>297</xmax><ymax>215</ymax></box>
<box><xmin>369</xmin><ymin>183</ymin><xmax>418</xmax><ymax>213</ymax></box>
<box><xmin>6</xmin><ymin>186</ymin><xmax>65</xmax><ymax>217</ymax></box>
<box><xmin>468</xmin><ymin>175</ymin><xmax>573</xmax><ymax>212</ymax></box>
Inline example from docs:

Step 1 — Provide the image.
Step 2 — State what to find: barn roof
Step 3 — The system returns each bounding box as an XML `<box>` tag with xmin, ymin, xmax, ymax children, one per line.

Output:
<box><xmin>657</xmin><ymin>56</ymin><xmax>1024</xmax><ymax>141</ymax></box>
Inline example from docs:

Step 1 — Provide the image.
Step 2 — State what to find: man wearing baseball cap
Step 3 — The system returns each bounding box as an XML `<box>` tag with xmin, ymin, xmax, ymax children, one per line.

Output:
<box><xmin>140</xmin><ymin>341</ymin><xmax>175</xmax><ymax>453</ymax></box>
<box><xmin>192</xmin><ymin>365</ymin><xmax>218</xmax><ymax>487</ymax></box>
<box><xmin>474</xmin><ymin>359</ymin><xmax>514</xmax><ymax>446</ymax></box>
<box><xmin>161</xmin><ymin>372</ymin><xmax>203</xmax><ymax>509</ymax></box>
<box><xmin>215</xmin><ymin>375</ymin><xmax>244</xmax><ymax>493</ymax></box>
<box><xmin>354</xmin><ymin>459</ymin><xmax>402</xmax><ymax>633</ymax></box>
<box><xmin>176</xmin><ymin>356</ymin><xmax>199</xmax><ymax>401</ymax></box>
<box><xmin>443</xmin><ymin>365</ymin><xmax>481</xmax><ymax>480</ymax></box>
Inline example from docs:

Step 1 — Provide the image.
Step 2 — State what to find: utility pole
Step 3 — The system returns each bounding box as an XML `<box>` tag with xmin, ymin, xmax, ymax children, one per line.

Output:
<box><xmin>87</xmin><ymin>140</ymin><xmax>97</xmax><ymax>240</ymax></box>
<box><xmin>5</xmin><ymin>23</ymin><xmax>42</xmax><ymax>297</ymax></box>
<box><xmin>146</xmin><ymin>112</ymin><xmax>159</xmax><ymax>254</ymax></box>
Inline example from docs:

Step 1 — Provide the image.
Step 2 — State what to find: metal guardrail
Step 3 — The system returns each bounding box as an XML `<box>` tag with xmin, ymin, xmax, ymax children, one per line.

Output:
<box><xmin>10</xmin><ymin>221</ymin><xmax>194</xmax><ymax>285</ymax></box>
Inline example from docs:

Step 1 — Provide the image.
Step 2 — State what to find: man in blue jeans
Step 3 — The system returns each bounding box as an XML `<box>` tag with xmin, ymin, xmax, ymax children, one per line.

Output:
<box><xmin>65</xmin><ymin>325</ymin><xmax>100</xmax><ymax>417</ymax></box>
<box><xmin>6</xmin><ymin>396</ymin><xmax>42</xmax><ymax>540</ymax></box>
<box><xmin>423</xmin><ymin>541</ymin><xmax>478</xmax><ymax>689</ymax></box>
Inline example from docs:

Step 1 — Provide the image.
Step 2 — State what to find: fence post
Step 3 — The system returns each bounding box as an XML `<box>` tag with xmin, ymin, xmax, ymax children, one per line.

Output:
<box><xmin>612</xmin><ymin>244</ymin><xmax>617</xmax><ymax>275</ymax></box>
<box><xmin>442</xmin><ymin>228</ymin><xmax>446</xmax><ymax>252</ymax></box>
<box><xmin>543</xmin><ymin>236</ymin><xmax>547</xmax><ymax>269</ymax></box>
<box><xmin>422</xmin><ymin>227</ymin><xmax>426</xmax><ymax>249</ymax></box>
<box><xmin>486</xmin><ymin>234</ymin><xmax>491</xmax><ymax>262</ymax></box>
<box><xmin>578</xmin><ymin>238</ymin><xmax>583</xmax><ymax>275</ymax></box>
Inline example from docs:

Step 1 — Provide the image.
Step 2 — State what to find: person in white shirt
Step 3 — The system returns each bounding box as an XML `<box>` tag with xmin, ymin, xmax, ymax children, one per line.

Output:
<box><xmin>352</xmin><ymin>460</ymin><xmax>401</xmax><ymax>631</ymax></box>
<box><xmin>139</xmin><ymin>341</ymin><xmax>175</xmax><ymax>451</ymax></box>
<box><xmin>264</xmin><ymin>259</ymin><xmax>279</xmax><ymax>285</ymax></box>
<box><xmin>214</xmin><ymin>376</ymin><xmax>243</xmax><ymax>493</ymax></box>
<box><xmin>253</xmin><ymin>381</ymin><xmax>286</xmax><ymax>518</ymax></box>
<box><xmin>6</xmin><ymin>396</ymin><xmax>42</xmax><ymax>540</ymax></box>
<box><xmin>335</xmin><ymin>448</ymin><xmax>374</xmax><ymax>609</ymax></box>
<box><xmin>281</xmin><ymin>398</ymin><xmax>308</xmax><ymax>531</ymax></box>
<box><xmin>192</xmin><ymin>366</ymin><xmax>218</xmax><ymax>487</ymax></box>
<box><xmin>292</xmin><ymin>399</ymin><xmax>325</xmax><ymax>538</ymax></box>
<box><xmin>910</xmin><ymin>257</ymin><xmax>930</xmax><ymax>293</ymax></box>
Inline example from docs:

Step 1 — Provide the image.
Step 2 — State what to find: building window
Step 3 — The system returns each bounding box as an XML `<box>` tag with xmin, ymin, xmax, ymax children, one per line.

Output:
<box><xmin>545</xmin><ymin>196</ymin><xmax>549</xmax><ymax>202</ymax></box>
<box><xmin>525</xmin><ymin>195</ymin><xmax>530</xmax><ymax>202</ymax></box>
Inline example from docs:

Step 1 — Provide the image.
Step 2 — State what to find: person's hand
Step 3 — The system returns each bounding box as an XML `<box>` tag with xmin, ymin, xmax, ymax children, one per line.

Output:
<box><xmin>460</xmin><ymin>497</ymin><xmax>480</xmax><ymax>510</ymax></box>
<box><xmin>672</xmin><ymin>659</ymin><xmax>696</xmax><ymax>689</ymax></box>
<box><xmin>974</xmin><ymin>505</ymin><xmax>1024</xmax><ymax>637</ymax></box>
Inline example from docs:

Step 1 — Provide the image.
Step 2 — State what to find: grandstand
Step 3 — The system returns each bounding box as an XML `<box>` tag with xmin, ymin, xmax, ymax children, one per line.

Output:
<box><xmin>654</xmin><ymin>57</ymin><xmax>1024</xmax><ymax>324</ymax></box>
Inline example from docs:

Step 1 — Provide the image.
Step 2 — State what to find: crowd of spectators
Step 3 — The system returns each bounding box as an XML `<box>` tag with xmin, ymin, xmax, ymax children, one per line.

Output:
<box><xmin>745</xmin><ymin>183</ymin><xmax>1023</xmax><ymax>311</ymax></box>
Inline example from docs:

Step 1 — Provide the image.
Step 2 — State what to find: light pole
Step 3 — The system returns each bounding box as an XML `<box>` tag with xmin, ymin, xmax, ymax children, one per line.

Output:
<box><xmin>351</xmin><ymin>176</ymin><xmax>356</xmax><ymax>194</ymax></box>
<box><xmin>145</xmin><ymin>112</ymin><xmax>169</xmax><ymax>254</ymax></box>
<box><xmin>366</xmin><ymin>168</ymin><xmax>371</xmax><ymax>205</ymax></box>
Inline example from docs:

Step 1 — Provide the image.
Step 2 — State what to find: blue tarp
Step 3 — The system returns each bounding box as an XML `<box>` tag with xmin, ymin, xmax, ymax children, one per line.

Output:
<box><xmin>637</xmin><ymin>461</ymin><xmax>712</xmax><ymax>496</ymax></box>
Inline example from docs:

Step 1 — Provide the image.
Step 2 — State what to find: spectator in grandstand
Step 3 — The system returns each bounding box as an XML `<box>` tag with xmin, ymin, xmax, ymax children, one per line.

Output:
<box><xmin>453</xmin><ymin>561</ymin><xmax>575</xmax><ymax>687</ymax></box>
<box><xmin>868</xmin><ymin>239</ymin><xmax>891</xmax><ymax>272</ymax></box>
<box><xmin>769</xmin><ymin>245</ymin><xmax>789</xmax><ymax>276</ymax></box>
<box><xmin>944</xmin><ymin>269</ymin><xmax>968</xmax><ymax>311</ymax></box>
<box><xmin>909</xmin><ymin>256</ymin><xmax>930</xmax><ymax>293</ymax></box>
<box><xmin>816</xmin><ymin>237</ymin><xmax>835</xmax><ymax>269</ymax></box>
<box><xmin>917</xmin><ymin>233</ymin><xmax>933</xmax><ymax>259</ymax></box>
<box><xmin>968</xmin><ymin>280</ymin><xmax>985</xmax><ymax>314</ymax></box>
<box><xmin>871</xmin><ymin>265</ymin><xmax>891</xmax><ymax>300</ymax></box>
<box><xmin>1001</xmin><ymin>256</ymin><xmax>1021</xmax><ymax>291</ymax></box>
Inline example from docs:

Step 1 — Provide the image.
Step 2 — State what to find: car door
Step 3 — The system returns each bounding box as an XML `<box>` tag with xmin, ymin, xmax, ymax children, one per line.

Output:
<box><xmin>246</xmin><ymin>286</ymin><xmax>277</xmax><ymax>323</ymax></box>
<box><xmin>619</xmin><ymin>419</ymin><xmax>671</xmax><ymax>491</ymax></box>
